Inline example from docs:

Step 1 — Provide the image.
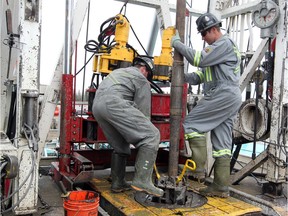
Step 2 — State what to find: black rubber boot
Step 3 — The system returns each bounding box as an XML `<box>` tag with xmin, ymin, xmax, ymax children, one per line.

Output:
<box><xmin>179</xmin><ymin>137</ymin><xmax>207</xmax><ymax>183</ymax></box>
<box><xmin>199</xmin><ymin>157</ymin><xmax>230</xmax><ymax>198</ymax></box>
<box><xmin>131</xmin><ymin>147</ymin><xmax>164</xmax><ymax>197</ymax></box>
<box><xmin>111</xmin><ymin>152</ymin><xmax>131</xmax><ymax>193</ymax></box>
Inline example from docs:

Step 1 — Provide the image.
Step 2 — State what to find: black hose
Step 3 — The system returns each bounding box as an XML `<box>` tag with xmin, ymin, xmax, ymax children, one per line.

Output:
<box><xmin>124</xmin><ymin>15</ymin><xmax>149</xmax><ymax>56</ymax></box>
<box><xmin>150</xmin><ymin>81</ymin><xmax>164</xmax><ymax>94</ymax></box>
<box><xmin>119</xmin><ymin>0</ymin><xmax>129</xmax><ymax>14</ymax></box>
<box><xmin>6</xmin><ymin>85</ymin><xmax>16</xmax><ymax>140</ymax></box>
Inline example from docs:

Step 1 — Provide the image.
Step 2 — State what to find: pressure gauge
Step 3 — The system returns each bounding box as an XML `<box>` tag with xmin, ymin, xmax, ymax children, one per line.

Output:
<box><xmin>252</xmin><ymin>0</ymin><xmax>280</xmax><ymax>29</ymax></box>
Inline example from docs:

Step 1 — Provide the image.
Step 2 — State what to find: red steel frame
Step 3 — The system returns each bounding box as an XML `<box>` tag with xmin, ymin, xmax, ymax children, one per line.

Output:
<box><xmin>51</xmin><ymin>74</ymin><xmax>188</xmax><ymax>190</ymax></box>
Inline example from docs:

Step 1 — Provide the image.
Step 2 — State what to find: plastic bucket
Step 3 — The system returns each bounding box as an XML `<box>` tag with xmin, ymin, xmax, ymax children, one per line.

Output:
<box><xmin>63</xmin><ymin>190</ymin><xmax>99</xmax><ymax>216</ymax></box>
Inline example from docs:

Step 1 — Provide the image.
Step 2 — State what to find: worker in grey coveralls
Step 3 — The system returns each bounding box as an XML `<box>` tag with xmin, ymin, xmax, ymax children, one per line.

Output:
<box><xmin>171</xmin><ymin>12</ymin><xmax>242</xmax><ymax>198</ymax></box>
<box><xmin>92</xmin><ymin>56</ymin><xmax>164</xmax><ymax>197</ymax></box>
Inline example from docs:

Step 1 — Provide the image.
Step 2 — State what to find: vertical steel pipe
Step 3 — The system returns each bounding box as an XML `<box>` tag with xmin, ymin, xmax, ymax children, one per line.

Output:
<box><xmin>59</xmin><ymin>74</ymin><xmax>73</xmax><ymax>172</ymax></box>
<box><xmin>169</xmin><ymin>0</ymin><xmax>186</xmax><ymax>177</ymax></box>
<box><xmin>64</xmin><ymin>0</ymin><xmax>73</xmax><ymax>75</ymax></box>
<box><xmin>59</xmin><ymin>0</ymin><xmax>74</xmax><ymax>172</ymax></box>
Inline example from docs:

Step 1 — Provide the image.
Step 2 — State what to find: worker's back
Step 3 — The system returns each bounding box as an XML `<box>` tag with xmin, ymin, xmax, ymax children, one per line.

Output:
<box><xmin>94</xmin><ymin>66</ymin><xmax>151</xmax><ymax>118</ymax></box>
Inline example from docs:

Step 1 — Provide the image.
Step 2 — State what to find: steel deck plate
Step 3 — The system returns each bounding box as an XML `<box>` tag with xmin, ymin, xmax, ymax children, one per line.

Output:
<box><xmin>89</xmin><ymin>177</ymin><xmax>262</xmax><ymax>215</ymax></box>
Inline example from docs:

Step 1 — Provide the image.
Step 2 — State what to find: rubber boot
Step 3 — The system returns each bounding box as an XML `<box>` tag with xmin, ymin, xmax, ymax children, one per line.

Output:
<box><xmin>199</xmin><ymin>157</ymin><xmax>230</xmax><ymax>198</ymax></box>
<box><xmin>179</xmin><ymin>137</ymin><xmax>207</xmax><ymax>182</ymax></box>
<box><xmin>131</xmin><ymin>147</ymin><xmax>164</xmax><ymax>197</ymax></box>
<box><xmin>111</xmin><ymin>152</ymin><xmax>131</xmax><ymax>193</ymax></box>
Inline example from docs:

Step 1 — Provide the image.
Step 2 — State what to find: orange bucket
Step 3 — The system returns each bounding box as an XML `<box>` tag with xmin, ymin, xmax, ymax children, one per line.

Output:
<box><xmin>63</xmin><ymin>190</ymin><xmax>99</xmax><ymax>216</ymax></box>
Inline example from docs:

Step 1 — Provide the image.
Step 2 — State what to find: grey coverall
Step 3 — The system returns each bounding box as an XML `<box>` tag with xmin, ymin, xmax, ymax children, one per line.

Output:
<box><xmin>92</xmin><ymin>66</ymin><xmax>160</xmax><ymax>156</ymax></box>
<box><xmin>173</xmin><ymin>34</ymin><xmax>242</xmax><ymax>158</ymax></box>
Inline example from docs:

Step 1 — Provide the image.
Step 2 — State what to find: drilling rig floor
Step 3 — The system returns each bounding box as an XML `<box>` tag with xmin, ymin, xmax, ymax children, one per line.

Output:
<box><xmin>89</xmin><ymin>169</ymin><xmax>263</xmax><ymax>216</ymax></box>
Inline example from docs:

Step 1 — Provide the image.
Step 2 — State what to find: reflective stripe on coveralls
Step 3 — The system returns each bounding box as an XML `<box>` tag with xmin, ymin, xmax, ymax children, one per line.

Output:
<box><xmin>185</xmin><ymin>132</ymin><xmax>205</xmax><ymax>140</ymax></box>
<box><xmin>212</xmin><ymin>149</ymin><xmax>232</xmax><ymax>157</ymax></box>
<box><xmin>205</xmin><ymin>67</ymin><xmax>212</xmax><ymax>82</ymax></box>
<box><xmin>173</xmin><ymin>34</ymin><xmax>242</xmax><ymax>158</ymax></box>
<box><xmin>233</xmin><ymin>46</ymin><xmax>241</xmax><ymax>74</ymax></box>
<box><xmin>195</xmin><ymin>70</ymin><xmax>204</xmax><ymax>82</ymax></box>
<box><xmin>194</xmin><ymin>51</ymin><xmax>201</xmax><ymax>67</ymax></box>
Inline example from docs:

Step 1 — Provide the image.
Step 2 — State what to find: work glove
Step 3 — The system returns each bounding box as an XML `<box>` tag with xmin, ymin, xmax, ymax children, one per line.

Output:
<box><xmin>171</xmin><ymin>30</ymin><xmax>180</xmax><ymax>47</ymax></box>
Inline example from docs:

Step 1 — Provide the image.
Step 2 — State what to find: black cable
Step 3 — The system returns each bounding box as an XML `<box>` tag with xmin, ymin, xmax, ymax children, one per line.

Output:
<box><xmin>98</xmin><ymin>16</ymin><xmax>118</xmax><ymax>47</ymax></box>
<box><xmin>252</xmin><ymin>67</ymin><xmax>260</xmax><ymax>160</ymax></box>
<box><xmin>85</xmin><ymin>143</ymin><xmax>97</xmax><ymax>151</ymax></box>
<box><xmin>81</xmin><ymin>10</ymin><xmax>150</xmax><ymax>81</ymax></box>
<box><xmin>6</xmin><ymin>85</ymin><xmax>16</xmax><ymax>140</ymax></box>
<box><xmin>6</xmin><ymin>40</ymin><xmax>12</xmax><ymax>79</ymax></box>
<box><xmin>81</xmin><ymin>0</ymin><xmax>91</xmax><ymax>114</ymax></box>
<box><xmin>126</xmin><ymin>43</ymin><xmax>140</xmax><ymax>57</ymax></box>
<box><xmin>119</xmin><ymin>0</ymin><xmax>129</xmax><ymax>14</ymax></box>
<box><xmin>231</xmin><ymin>156</ymin><xmax>263</xmax><ymax>185</ymax></box>
<box><xmin>186</xmin><ymin>0</ymin><xmax>193</xmax><ymax>8</ymax></box>
<box><xmin>84</xmin><ymin>40</ymin><xmax>98</xmax><ymax>53</ymax></box>
<box><xmin>123</xmin><ymin>15</ymin><xmax>149</xmax><ymax>56</ymax></box>
<box><xmin>38</xmin><ymin>194</ymin><xmax>51</xmax><ymax>210</ymax></box>
<box><xmin>99</xmin><ymin>16</ymin><xmax>117</xmax><ymax>35</ymax></box>
<box><xmin>233</xmin><ymin>128</ymin><xmax>286</xmax><ymax>147</ymax></box>
<box><xmin>1</xmin><ymin>149</ymin><xmax>35</xmax><ymax>210</ymax></box>
<box><xmin>90</xmin><ymin>73</ymin><xmax>96</xmax><ymax>89</ymax></box>
<box><xmin>75</xmin><ymin>53</ymin><xmax>94</xmax><ymax>76</ymax></box>
<box><xmin>81</xmin><ymin>8</ymin><xmax>156</xmax><ymax>92</ymax></box>
<box><xmin>150</xmin><ymin>81</ymin><xmax>164</xmax><ymax>94</ymax></box>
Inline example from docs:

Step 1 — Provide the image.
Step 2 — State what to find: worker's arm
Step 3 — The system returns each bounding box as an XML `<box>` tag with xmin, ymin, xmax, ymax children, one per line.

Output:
<box><xmin>184</xmin><ymin>70</ymin><xmax>204</xmax><ymax>85</ymax></box>
<box><xmin>133</xmin><ymin>76</ymin><xmax>151</xmax><ymax>119</ymax></box>
<box><xmin>173</xmin><ymin>36</ymin><xmax>236</xmax><ymax>68</ymax></box>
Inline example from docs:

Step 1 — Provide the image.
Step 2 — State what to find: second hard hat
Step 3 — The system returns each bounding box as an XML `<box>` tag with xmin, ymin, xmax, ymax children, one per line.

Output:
<box><xmin>196</xmin><ymin>13</ymin><xmax>222</xmax><ymax>33</ymax></box>
<box><xmin>133</xmin><ymin>56</ymin><xmax>155</xmax><ymax>81</ymax></box>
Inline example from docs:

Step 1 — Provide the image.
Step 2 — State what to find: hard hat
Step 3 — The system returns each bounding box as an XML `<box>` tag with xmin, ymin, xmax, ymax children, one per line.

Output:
<box><xmin>196</xmin><ymin>12</ymin><xmax>222</xmax><ymax>33</ymax></box>
<box><xmin>133</xmin><ymin>56</ymin><xmax>155</xmax><ymax>81</ymax></box>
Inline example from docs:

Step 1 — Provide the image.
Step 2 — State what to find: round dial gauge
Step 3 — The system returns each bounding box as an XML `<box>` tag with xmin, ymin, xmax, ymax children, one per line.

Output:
<box><xmin>252</xmin><ymin>0</ymin><xmax>280</xmax><ymax>28</ymax></box>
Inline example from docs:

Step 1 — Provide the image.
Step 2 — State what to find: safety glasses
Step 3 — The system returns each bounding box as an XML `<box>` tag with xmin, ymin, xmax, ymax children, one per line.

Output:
<box><xmin>201</xmin><ymin>27</ymin><xmax>212</xmax><ymax>37</ymax></box>
<box><xmin>201</xmin><ymin>30</ymin><xmax>208</xmax><ymax>37</ymax></box>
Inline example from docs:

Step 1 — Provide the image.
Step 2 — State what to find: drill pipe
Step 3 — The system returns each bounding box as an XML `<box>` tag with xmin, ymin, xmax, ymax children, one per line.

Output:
<box><xmin>168</xmin><ymin>0</ymin><xmax>186</xmax><ymax>177</ymax></box>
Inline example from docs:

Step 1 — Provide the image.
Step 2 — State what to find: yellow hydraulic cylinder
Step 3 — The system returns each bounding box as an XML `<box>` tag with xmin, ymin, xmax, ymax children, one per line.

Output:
<box><xmin>93</xmin><ymin>14</ymin><xmax>134</xmax><ymax>74</ymax></box>
<box><xmin>154</xmin><ymin>27</ymin><xmax>175</xmax><ymax>81</ymax></box>
<box><xmin>114</xmin><ymin>14</ymin><xmax>130</xmax><ymax>48</ymax></box>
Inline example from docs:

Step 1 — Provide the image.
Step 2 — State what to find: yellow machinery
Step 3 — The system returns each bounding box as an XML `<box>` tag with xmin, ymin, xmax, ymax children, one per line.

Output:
<box><xmin>153</xmin><ymin>26</ymin><xmax>175</xmax><ymax>81</ymax></box>
<box><xmin>92</xmin><ymin>14</ymin><xmax>134</xmax><ymax>74</ymax></box>
<box><xmin>92</xmin><ymin>13</ymin><xmax>174</xmax><ymax>81</ymax></box>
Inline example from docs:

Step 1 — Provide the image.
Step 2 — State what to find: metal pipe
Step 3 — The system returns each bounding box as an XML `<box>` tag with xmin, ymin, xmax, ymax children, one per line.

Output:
<box><xmin>59</xmin><ymin>0</ymin><xmax>74</xmax><ymax>172</ymax></box>
<box><xmin>22</xmin><ymin>91</ymin><xmax>39</xmax><ymax>129</ymax></box>
<box><xmin>168</xmin><ymin>0</ymin><xmax>186</xmax><ymax>177</ymax></box>
<box><xmin>64</xmin><ymin>0</ymin><xmax>73</xmax><ymax>75</ymax></box>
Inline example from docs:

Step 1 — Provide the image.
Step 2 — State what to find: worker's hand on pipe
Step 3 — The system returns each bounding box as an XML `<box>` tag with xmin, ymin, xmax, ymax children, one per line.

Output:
<box><xmin>171</xmin><ymin>30</ymin><xmax>180</xmax><ymax>47</ymax></box>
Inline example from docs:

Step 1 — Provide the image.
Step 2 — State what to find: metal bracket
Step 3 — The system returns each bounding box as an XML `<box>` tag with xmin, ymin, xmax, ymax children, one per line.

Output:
<box><xmin>25</xmin><ymin>0</ymin><xmax>39</xmax><ymax>22</ymax></box>
<box><xmin>231</xmin><ymin>150</ymin><xmax>268</xmax><ymax>185</ymax></box>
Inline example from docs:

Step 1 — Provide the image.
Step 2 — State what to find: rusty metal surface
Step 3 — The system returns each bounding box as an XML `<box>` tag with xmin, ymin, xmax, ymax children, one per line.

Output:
<box><xmin>59</xmin><ymin>74</ymin><xmax>74</xmax><ymax>173</ymax></box>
